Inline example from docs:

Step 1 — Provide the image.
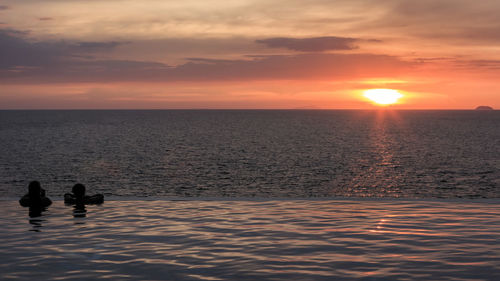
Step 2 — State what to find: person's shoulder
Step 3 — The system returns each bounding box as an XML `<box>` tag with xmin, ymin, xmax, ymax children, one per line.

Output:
<box><xmin>86</xmin><ymin>194</ymin><xmax>104</xmax><ymax>204</ymax></box>
<box><xmin>42</xmin><ymin>197</ymin><xmax>52</xmax><ymax>207</ymax></box>
<box><xmin>64</xmin><ymin>193</ymin><xmax>76</xmax><ymax>204</ymax></box>
<box><xmin>19</xmin><ymin>194</ymin><xmax>30</xmax><ymax>207</ymax></box>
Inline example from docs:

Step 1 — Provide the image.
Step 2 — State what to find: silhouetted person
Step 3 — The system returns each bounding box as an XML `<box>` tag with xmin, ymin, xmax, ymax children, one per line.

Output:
<box><xmin>64</xmin><ymin>183</ymin><xmax>104</xmax><ymax>205</ymax></box>
<box><xmin>19</xmin><ymin>181</ymin><xmax>52</xmax><ymax>207</ymax></box>
<box><xmin>19</xmin><ymin>181</ymin><xmax>52</xmax><ymax>218</ymax></box>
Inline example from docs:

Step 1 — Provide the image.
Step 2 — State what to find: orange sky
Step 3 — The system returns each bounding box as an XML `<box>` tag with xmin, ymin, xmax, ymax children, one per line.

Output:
<box><xmin>0</xmin><ymin>0</ymin><xmax>499</xmax><ymax>109</ymax></box>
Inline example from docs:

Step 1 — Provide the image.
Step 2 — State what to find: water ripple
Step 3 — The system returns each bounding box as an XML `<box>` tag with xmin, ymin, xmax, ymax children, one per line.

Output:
<box><xmin>0</xmin><ymin>200</ymin><xmax>499</xmax><ymax>280</ymax></box>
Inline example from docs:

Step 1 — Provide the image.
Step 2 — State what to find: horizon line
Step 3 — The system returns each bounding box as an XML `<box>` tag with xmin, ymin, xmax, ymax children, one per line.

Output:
<box><xmin>0</xmin><ymin>108</ymin><xmax>496</xmax><ymax>111</ymax></box>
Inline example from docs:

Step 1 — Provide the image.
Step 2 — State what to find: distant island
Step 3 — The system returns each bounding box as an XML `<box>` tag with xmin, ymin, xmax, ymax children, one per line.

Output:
<box><xmin>475</xmin><ymin>106</ymin><xmax>494</xmax><ymax>110</ymax></box>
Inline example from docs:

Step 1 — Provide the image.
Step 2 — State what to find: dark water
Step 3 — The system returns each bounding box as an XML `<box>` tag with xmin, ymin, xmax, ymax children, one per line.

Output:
<box><xmin>0</xmin><ymin>110</ymin><xmax>498</xmax><ymax>198</ymax></box>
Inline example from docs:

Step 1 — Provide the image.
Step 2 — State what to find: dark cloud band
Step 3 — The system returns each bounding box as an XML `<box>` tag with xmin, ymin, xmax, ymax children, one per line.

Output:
<box><xmin>0</xmin><ymin>28</ymin><xmax>411</xmax><ymax>83</ymax></box>
<box><xmin>256</xmin><ymin>36</ymin><xmax>359</xmax><ymax>52</ymax></box>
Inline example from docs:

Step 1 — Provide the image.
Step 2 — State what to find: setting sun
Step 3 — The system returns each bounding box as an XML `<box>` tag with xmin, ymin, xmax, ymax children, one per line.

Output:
<box><xmin>363</xmin><ymin>89</ymin><xmax>403</xmax><ymax>106</ymax></box>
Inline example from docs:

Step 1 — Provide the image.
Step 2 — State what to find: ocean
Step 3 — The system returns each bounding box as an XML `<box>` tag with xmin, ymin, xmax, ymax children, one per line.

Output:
<box><xmin>0</xmin><ymin>110</ymin><xmax>499</xmax><ymax>198</ymax></box>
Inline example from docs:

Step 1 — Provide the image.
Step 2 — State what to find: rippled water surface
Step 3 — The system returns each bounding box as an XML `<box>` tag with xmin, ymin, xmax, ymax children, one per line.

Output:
<box><xmin>0</xmin><ymin>110</ymin><xmax>499</xmax><ymax>198</ymax></box>
<box><xmin>1</xmin><ymin>199</ymin><xmax>499</xmax><ymax>281</ymax></box>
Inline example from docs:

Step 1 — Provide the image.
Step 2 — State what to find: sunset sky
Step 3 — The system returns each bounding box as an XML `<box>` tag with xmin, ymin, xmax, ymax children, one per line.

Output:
<box><xmin>1</xmin><ymin>0</ymin><xmax>499</xmax><ymax>109</ymax></box>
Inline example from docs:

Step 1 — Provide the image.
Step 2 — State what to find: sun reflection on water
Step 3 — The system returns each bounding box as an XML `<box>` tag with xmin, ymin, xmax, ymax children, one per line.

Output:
<box><xmin>346</xmin><ymin>110</ymin><xmax>407</xmax><ymax>196</ymax></box>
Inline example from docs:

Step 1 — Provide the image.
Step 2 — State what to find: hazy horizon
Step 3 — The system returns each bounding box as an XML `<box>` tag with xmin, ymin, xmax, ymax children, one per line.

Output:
<box><xmin>0</xmin><ymin>107</ymin><xmax>496</xmax><ymax>111</ymax></box>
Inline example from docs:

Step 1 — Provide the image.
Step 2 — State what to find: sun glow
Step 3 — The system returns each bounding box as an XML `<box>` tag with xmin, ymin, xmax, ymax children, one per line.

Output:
<box><xmin>363</xmin><ymin>89</ymin><xmax>403</xmax><ymax>105</ymax></box>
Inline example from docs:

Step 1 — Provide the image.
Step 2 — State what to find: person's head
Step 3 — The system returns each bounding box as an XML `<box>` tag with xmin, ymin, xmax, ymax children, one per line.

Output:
<box><xmin>72</xmin><ymin>183</ymin><xmax>86</xmax><ymax>198</ymax></box>
<box><xmin>28</xmin><ymin>181</ymin><xmax>42</xmax><ymax>198</ymax></box>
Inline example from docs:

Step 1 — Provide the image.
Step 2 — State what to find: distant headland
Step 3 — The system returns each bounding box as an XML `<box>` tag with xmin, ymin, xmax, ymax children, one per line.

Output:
<box><xmin>475</xmin><ymin>106</ymin><xmax>494</xmax><ymax>110</ymax></box>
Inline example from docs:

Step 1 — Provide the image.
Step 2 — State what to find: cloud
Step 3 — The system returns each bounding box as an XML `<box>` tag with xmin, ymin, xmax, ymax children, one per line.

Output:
<box><xmin>39</xmin><ymin>17</ymin><xmax>53</xmax><ymax>21</ymax></box>
<box><xmin>0</xmin><ymin>27</ymin><xmax>413</xmax><ymax>84</ymax></box>
<box><xmin>172</xmin><ymin>53</ymin><xmax>411</xmax><ymax>81</ymax></box>
<box><xmin>74</xmin><ymin>41</ymin><xmax>128</xmax><ymax>52</ymax></box>
<box><xmin>0</xmin><ymin>29</ymin><xmax>62</xmax><ymax>68</ymax></box>
<box><xmin>0</xmin><ymin>5</ymin><xmax>9</xmax><ymax>11</ymax></box>
<box><xmin>0</xmin><ymin>28</ymin><xmax>128</xmax><ymax>68</ymax></box>
<box><xmin>1</xmin><ymin>52</ymin><xmax>412</xmax><ymax>84</ymax></box>
<box><xmin>413</xmin><ymin>56</ymin><xmax>500</xmax><ymax>71</ymax></box>
<box><xmin>453</xmin><ymin>59</ymin><xmax>500</xmax><ymax>70</ymax></box>
<box><xmin>256</xmin><ymin>36</ymin><xmax>359</xmax><ymax>52</ymax></box>
<box><xmin>371</xmin><ymin>0</ymin><xmax>500</xmax><ymax>44</ymax></box>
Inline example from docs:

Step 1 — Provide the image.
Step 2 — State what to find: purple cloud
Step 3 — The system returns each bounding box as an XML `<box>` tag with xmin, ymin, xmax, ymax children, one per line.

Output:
<box><xmin>1</xmin><ymin>53</ymin><xmax>412</xmax><ymax>84</ymax></box>
<box><xmin>0</xmin><ymin>29</ymin><xmax>129</xmax><ymax>68</ymax></box>
<box><xmin>256</xmin><ymin>36</ymin><xmax>360</xmax><ymax>52</ymax></box>
<box><xmin>75</xmin><ymin>41</ymin><xmax>128</xmax><ymax>52</ymax></box>
<box><xmin>0</xmin><ymin>28</ymin><xmax>413</xmax><ymax>84</ymax></box>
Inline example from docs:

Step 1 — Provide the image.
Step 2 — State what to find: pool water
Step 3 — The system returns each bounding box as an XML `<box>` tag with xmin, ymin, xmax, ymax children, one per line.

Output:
<box><xmin>1</xmin><ymin>199</ymin><xmax>499</xmax><ymax>280</ymax></box>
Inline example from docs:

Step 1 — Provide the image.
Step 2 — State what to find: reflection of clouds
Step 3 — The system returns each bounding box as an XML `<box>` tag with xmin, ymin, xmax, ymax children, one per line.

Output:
<box><xmin>1</xmin><ymin>200</ymin><xmax>499</xmax><ymax>280</ymax></box>
<box><xmin>369</xmin><ymin>214</ymin><xmax>464</xmax><ymax>237</ymax></box>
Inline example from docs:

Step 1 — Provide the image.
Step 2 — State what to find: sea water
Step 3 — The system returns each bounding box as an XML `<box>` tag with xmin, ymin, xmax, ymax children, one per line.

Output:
<box><xmin>0</xmin><ymin>110</ymin><xmax>498</xmax><ymax>198</ymax></box>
